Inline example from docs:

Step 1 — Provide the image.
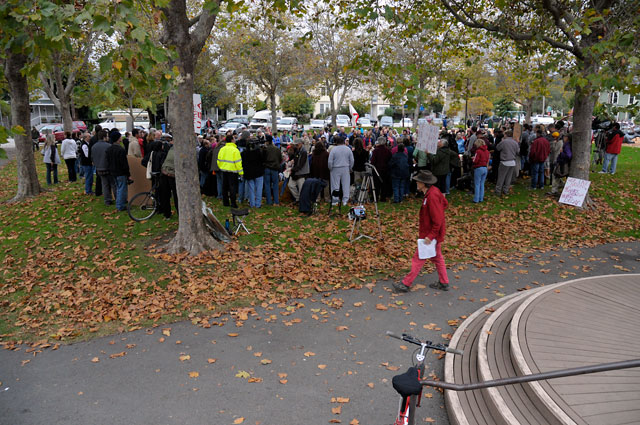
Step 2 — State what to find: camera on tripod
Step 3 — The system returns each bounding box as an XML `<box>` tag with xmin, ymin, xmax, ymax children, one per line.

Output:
<box><xmin>364</xmin><ymin>163</ymin><xmax>380</xmax><ymax>178</ymax></box>
<box><xmin>348</xmin><ymin>205</ymin><xmax>367</xmax><ymax>221</ymax></box>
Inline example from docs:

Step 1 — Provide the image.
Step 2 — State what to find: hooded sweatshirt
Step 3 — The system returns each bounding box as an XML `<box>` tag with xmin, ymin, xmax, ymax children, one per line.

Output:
<box><xmin>472</xmin><ymin>145</ymin><xmax>490</xmax><ymax>168</ymax></box>
<box><xmin>419</xmin><ymin>185</ymin><xmax>448</xmax><ymax>243</ymax></box>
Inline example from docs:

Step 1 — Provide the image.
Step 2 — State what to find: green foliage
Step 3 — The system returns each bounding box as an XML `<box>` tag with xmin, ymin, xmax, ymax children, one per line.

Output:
<box><xmin>429</xmin><ymin>98</ymin><xmax>444</xmax><ymax>114</ymax></box>
<box><xmin>254</xmin><ymin>98</ymin><xmax>268</xmax><ymax>112</ymax></box>
<box><xmin>383</xmin><ymin>107</ymin><xmax>394</xmax><ymax>117</ymax></box>
<box><xmin>467</xmin><ymin>96</ymin><xmax>493</xmax><ymax>118</ymax></box>
<box><xmin>494</xmin><ymin>97</ymin><xmax>515</xmax><ymax>117</ymax></box>
<box><xmin>280</xmin><ymin>91</ymin><xmax>315</xmax><ymax>120</ymax></box>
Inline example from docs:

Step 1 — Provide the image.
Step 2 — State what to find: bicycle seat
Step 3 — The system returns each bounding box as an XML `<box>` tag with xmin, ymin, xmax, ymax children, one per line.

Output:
<box><xmin>392</xmin><ymin>367</ymin><xmax>422</xmax><ymax>396</ymax></box>
<box><xmin>230</xmin><ymin>208</ymin><xmax>249</xmax><ymax>217</ymax></box>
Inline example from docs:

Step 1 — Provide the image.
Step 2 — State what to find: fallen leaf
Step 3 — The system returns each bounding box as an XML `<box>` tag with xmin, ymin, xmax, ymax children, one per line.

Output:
<box><xmin>189</xmin><ymin>371</ymin><xmax>199</xmax><ymax>378</ymax></box>
<box><xmin>91</xmin><ymin>357</ymin><xmax>99</xmax><ymax>363</ymax></box>
<box><xmin>336</xmin><ymin>326</ymin><xmax>348</xmax><ymax>331</ymax></box>
<box><xmin>350</xmin><ymin>420</ymin><xmax>360</xmax><ymax>425</ymax></box>
<box><xmin>162</xmin><ymin>328</ymin><xmax>171</xmax><ymax>337</ymax></box>
<box><xmin>179</xmin><ymin>355</ymin><xmax>191</xmax><ymax>362</ymax></box>
<box><xmin>332</xmin><ymin>405</ymin><xmax>342</xmax><ymax>414</ymax></box>
<box><xmin>279</xmin><ymin>379</ymin><xmax>288</xmax><ymax>384</ymax></box>
<box><xmin>260</xmin><ymin>359</ymin><xmax>272</xmax><ymax>365</ymax></box>
<box><xmin>109</xmin><ymin>351</ymin><xmax>126</xmax><ymax>359</ymax></box>
<box><xmin>235</xmin><ymin>370</ymin><xmax>250</xmax><ymax>379</ymax></box>
<box><xmin>228</xmin><ymin>333</ymin><xmax>239</xmax><ymax>337</ymax></box>
<box><xmin>367</xmin><ymin>382</ymin><xmax>374</xmax><ymax>388</ymax></box>
<box><xmin>233</xmin><ymin>418</ymin><xmax>244</xmax><ymax>424</ymax></box>
<box><xmin>318</xmin><ymin>364</ymin><xmax>327</xmax><ymax>369</ymax></box>
<box><xmin>375</xmin><ymin>304</ymin><xmax>388</xmax><ymax>311</ymax></box>
<box><xmin>304</xmin><ymin>351</ymin><xmax>315</xmax><ymax>357</ymax></box>
<box><xmin>207</xmin><ymin>358</ymin><xmax>217</xmax><ymax>364</ymax></box>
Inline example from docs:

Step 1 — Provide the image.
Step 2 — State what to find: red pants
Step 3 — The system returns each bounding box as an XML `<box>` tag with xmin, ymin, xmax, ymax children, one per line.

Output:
<box><xmin>402</xmin><ymin>242</ymin><xmax>449</xmax><ymax>286</ymax></box>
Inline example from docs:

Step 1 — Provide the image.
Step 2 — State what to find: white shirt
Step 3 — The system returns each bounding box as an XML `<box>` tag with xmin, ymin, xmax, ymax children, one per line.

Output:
<box><xmin>60</xmin><ymin>138</ymin><xmax>77</xmax><ymax>159</ymax></box>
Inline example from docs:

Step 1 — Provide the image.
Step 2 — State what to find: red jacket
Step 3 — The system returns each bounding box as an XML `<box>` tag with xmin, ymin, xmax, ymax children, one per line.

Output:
<box><xmin>606</xmin><ymin>132</ymin><xmax>623</xmax><ymax>155</ymax></box>
<box><xmin>419</xmin><ymin>185</ymin><xmax>448</xmax><ymax>243</ymax></box>
<box><xmin>472</xmin><ymin>145</ymin><xmax>490</xmax><ymax>168</ymax></box>
<box><xmin>529</xmin><ymin>136</ymin><xmax>550</xmax><ymax>163</ymax></box>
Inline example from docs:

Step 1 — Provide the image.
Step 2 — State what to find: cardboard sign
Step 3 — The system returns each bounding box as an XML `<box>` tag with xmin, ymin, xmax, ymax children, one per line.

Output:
<box><xmin>417</xmin><ymin>123</ymin><xmax>439</xmax><ymax>154</ymax></box>
<box><xmin>559</xmin><ymin>177</ymin><xmax>591</xmax><ymax>207</ymax></box>
<box><xmin>193</xmin><ymin>93</ymin><xmax>202</xmax><ymax>134</ymax></box>
<box><xmin>127</xmin><ymin>156</ymin><xmax>152</xmax><ymax>201</ymax></box>
<box><xmin>513</xmin><ymin>122</ymin><xmax>522</xmax><ymax>142</ymax></box>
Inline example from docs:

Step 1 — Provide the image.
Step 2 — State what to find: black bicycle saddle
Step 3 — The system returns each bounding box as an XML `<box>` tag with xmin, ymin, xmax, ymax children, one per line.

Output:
<box><xmin>392</xmin><ymin>367</ymin><xmax>422</xmax><ymax>396</ymax></box>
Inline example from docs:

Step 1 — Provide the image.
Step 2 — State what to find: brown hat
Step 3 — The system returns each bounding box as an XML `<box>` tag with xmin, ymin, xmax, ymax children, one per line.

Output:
<box><xmin>412</xmin><ymin>170</ymin><xmax>437</xmax><ymax>185</ymax></box>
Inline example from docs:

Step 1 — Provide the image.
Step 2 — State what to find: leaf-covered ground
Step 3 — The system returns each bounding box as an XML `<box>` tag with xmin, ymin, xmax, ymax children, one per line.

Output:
<box><xmin>0</xmin><ymin>146</ymin><xmax>638</xmax><ymax>344</ymax></box>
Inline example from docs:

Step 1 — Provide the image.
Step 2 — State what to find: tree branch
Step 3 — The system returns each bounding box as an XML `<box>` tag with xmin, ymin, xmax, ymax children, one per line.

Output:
<box><xmin>440</xmin><ymin>0</ymin><xmax>584</xmax><ymax>60</ymax></box>
<box><xmin>190</xmin><ymin>3</ymin><xmax>219</xmax><ymax>55</ymax></box>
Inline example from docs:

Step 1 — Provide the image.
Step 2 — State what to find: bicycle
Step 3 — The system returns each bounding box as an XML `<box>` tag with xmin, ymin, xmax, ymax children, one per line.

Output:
<box><xmin>127</xmin><ymin>173</ymin><xmax>160</xmax><ymax>222</ymax></box>
<box><xmin>386</xmin><ymin>331</ymin><xmax>463</xmax><ymax>425</ymax></box>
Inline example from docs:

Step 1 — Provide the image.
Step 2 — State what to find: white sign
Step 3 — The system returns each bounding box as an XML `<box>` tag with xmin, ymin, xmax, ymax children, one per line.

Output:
<box><xmin>417</xmin><ymin>123</ymin><xmax>439</xmax><ymax>154</ymax></box>
<box><xmin>559</xmin><ymin>177</ymin><xmax>591</xmax><ymax>207</ymax></box>
<box><xmin>193</xmin><ymin>93</ymin><xmax>202</xmax><ymax>133</ymax></box>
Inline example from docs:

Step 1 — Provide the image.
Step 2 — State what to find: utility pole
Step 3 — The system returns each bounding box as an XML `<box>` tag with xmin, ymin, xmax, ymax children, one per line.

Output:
<box><xmin>464</xmin><ymin>77</ymin><xmax>469</xmax><ymax>129</ymax></box>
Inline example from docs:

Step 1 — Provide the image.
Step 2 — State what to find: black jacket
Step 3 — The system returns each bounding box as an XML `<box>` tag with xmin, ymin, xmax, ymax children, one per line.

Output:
<box><xmin>241</xmin><ymin>147</ymin><xmax>265</xmax><ymax>180</ymax></box>
<box><xmin>106</xmin><ymin>143</ymin><xmax>130</xmax><ymax>177</ymax></box>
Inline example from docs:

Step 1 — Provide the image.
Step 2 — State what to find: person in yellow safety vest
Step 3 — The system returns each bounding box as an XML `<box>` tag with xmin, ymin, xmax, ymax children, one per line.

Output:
<box><xmin>217</xmin><ymin>134</ymin><xmax>244</xmax><ymax>207</ymax></box>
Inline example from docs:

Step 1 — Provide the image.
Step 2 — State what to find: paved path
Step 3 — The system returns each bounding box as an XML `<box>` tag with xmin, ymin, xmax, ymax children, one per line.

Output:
<box><xmin>1</xmin><ymin>241</ymin><xmax>638</xmax><ymax>425</ymax></box>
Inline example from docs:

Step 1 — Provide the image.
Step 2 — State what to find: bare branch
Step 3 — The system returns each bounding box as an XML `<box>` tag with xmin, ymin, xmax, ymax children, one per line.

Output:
<box><xmin>190</xmin><ymin>3</ymin><xmax>219</xmax><ymax>55</ymax></box>
<box><xmin>188</xmin><ymin>14</ymin><xmax>201</xmax><ymax>28</ymax></box>
<box><xmin>440</xmin><ymin>0</ymin><xmax>584</xmax><ymax>60</ymax></box>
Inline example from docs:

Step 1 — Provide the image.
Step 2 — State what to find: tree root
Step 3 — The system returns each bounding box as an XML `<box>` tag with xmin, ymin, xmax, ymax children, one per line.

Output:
<box><xmin>164</xmin><ymin>229</ymin><xmax>225</xmax><ymax>256</ymax></box>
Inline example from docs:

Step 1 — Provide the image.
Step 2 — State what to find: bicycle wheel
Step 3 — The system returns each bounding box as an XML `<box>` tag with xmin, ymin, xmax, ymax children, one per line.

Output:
<box><xmin>128</xmin><ymin>192</ymin><xmax>157</xmax><ymax>222</ymax></box>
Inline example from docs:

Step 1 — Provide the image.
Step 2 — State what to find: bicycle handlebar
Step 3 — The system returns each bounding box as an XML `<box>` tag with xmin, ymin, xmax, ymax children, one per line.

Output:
<box><xmin>386</xmin><ymin>331</ymin><xmax>463</xmax><ymax>355</ymax></box>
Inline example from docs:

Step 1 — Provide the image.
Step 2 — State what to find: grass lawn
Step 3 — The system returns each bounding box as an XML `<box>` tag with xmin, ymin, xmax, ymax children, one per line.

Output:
<box><xmin>0</xmin><ymin>146</ymin><xmax>638</xmax><ymax>344</ymax></box>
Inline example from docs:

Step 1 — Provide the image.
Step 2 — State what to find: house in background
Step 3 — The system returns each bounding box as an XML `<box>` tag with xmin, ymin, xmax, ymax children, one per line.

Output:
<box><xmin>30</xmin><ymin>90</ymin><xmax>60</xmax><ymax>127</ymax></box>
<box><xmin>598</xmin><ymin>91</ymin><xmax>638</xmax><ymax>121</ymax></box>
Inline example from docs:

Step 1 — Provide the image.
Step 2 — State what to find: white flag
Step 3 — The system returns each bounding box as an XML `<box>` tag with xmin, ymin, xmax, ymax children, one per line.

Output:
<box><xmin>349</xmin><ymin>102</ymin><xmax>359</xmax><ymax>127</ymax></box>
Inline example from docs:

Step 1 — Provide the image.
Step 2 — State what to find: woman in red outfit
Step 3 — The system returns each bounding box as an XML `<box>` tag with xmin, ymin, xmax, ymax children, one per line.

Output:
<box><xmin>393</xmin><ymin>170</ymin><xmax>450</xmax><ymax>293</ymax></box>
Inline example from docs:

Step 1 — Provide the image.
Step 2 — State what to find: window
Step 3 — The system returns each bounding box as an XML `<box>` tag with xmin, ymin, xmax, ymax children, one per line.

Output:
<box><xmin>236</xmin><ymin>103</ymin><xmax>247</xmax><ymax>116</ymax></box>
<box><xmin>320</xmin><ymin>104</ymin><xmax>325</xmax><ymax>114</ymax></box>
<box><xmin>630</xmin><ymin>95</ymin><xmax>636</xmax><ymax>105</ymax></box>
<box><xmin>611</xmin><ymin>91</ymin><xmax>619</xmax><ymax>104</ymax></box>
<box><xmin>321</xmin><ymin>86</ymin><xmax>328</xmax><ymax>97</ymax></box>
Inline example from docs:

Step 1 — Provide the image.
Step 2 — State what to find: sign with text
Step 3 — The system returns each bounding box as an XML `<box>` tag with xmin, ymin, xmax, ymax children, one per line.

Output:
<box><xmin>193</xmin><ymin>93</ymin><xmax>202</xmax><ymax>134</ymax></box>
<box><xmin>417</xmin><ymin>123</ymin><xmax>439</xmax><ymax>154</ymax></box>
<box><xmin>559</xmin><ymin>177</ymin><xmax>591</xmax><ymax>207</ymax></box>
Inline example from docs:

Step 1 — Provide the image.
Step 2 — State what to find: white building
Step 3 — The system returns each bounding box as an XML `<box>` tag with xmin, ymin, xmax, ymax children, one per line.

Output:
<box><xmin>30</xmin><ymin>90</ymin><xmax>60</xmax><ymax>127</ymax></box>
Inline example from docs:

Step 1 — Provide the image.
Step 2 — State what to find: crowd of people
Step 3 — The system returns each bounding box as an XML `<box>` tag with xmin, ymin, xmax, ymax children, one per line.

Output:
<box><xmin>41</xmin><ymin>116</ymin><xmax>627</xmax><ymax>218</ymax></box>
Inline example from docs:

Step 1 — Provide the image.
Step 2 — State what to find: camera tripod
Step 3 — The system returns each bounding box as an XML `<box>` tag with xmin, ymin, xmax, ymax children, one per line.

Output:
<box><xmin>349</xmin><ymin>166</ymin><xmax>383</xmax><ymax>242</ymax></box>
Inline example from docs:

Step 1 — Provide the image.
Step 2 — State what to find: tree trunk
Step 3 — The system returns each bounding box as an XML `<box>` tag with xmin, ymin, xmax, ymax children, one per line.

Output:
<box><xmin>5</xmin><ymin>52</ymin><xmax>42</xmax><ymax>201</ymax></box>
<box><xmin>570</xmin><ymin>83</ymin><xmax>596</xmax><ymax>183</ymax></box>
<box><xmin>524</xmin><ymin>99</ymin><xmax>533</xmax><ymax>124</ymax></box>
<box><xmin>270</xmin><ymin>92</ymin><xmax>278</xmax><ymax>133</ymax></box>
<box><xmin>162</xmin><ymin>1</ymin><xmax>223</xmax><ymax>255</ymax></box>
<box><xmin>329</xmin><ymin>88</ymin><xmax>337</xmax><ymax>129</ymax></box>
<box><xmin>60</xmin><ymin>96</ymin><xmax>74</xmax><ymax>133</ymax></box>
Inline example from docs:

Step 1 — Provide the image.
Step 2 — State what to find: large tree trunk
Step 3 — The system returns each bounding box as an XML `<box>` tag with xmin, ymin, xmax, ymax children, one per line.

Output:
<box><xmin>40</xmin><ymin>67</ymin><xmax>74</xmax><ymax>133</ymax></box>
<box><xmin>329</xmin><ymin>88</ymin><xmax>337</xmax><ymax>129</ymax></box>
<box><xmin>5</xmin><ymin>51</ymin><xmax>42</xmax><ymax>202</ymax></box>
<box><xmin>60</xmin><ymin>96</ymin><xmax>74</xmax><ymax>133</ymax></box>
<box><xmin>162</xmin><ymin>0</ymin><xmax>222</xmax><ymax>255</ymax></box>
<box><xmin>570</xmin><ymin>83</ymin><xmax>596</xmax><ymax>182</ymax></box>
<box><xmin>524</xmin><ymin>98</ymin><xmax>533</xmax><ymax>124</ymax></box>
<box><xmin>270</xmin><ymin>92</ymin><xmax>278</xmax><ymax>133</ymax></box>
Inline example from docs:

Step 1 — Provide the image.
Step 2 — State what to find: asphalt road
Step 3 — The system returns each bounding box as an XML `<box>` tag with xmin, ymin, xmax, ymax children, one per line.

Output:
<box><xmin>1</xmin><ymin>240</ymin><xmax>638</xmax><ymax>425</ymax></box>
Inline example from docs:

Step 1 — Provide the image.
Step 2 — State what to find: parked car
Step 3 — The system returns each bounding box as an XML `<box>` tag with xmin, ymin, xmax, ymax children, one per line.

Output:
<box><xmin>223</xmin><ymin>117</ymin><xmax>249</xmax><ymax>126</ymax></box>
<box><xmin>278</xmin><ymin>117</ymin><xmax>298</xmax><ymax>132</ymax></box>
<box><xmin>357</xmin><ymin>117</ymin><xmax>371</xmax><ymax>127</ymax></box>
<box><xmin>310</xmin><ymin>119</ymin><xmax>326</xmax><ymax>130</ymax></box>
<box><xmin>379</xmin><ymin>116</ymin><xmax>393</xmax><ymax>127</ymax></box>
<box><xmin>395</xmin><ymin>118</ymin><xmax>413</xmax><ymax>128</ymax></box>
<box><xmin>218</xmin><ymin>122</ymin><xmax>247</xmax><ymax>135</ymax></box>
<box><xmin>73</xmin><ymin>121</ymin><xmax>87</xmax><ymax>131</ymax></box>
<box><xmin>248</xmin><ymin>110</ymin><xmax>278</xmax><ymax>133</ymax></box>
<box><xmin>38</xmin><ymin>123</ymin><xmax>82</xmax><ymax>143</ymax></box>
<box><xmin>364</xmin><ymin>114</ymin><xmax>377</xmax><ymax>127</ymax></box>
<box><xmin>324</xmin><ymin>114</ymin><xmax>351</xmax><ymax>127</ymax></box>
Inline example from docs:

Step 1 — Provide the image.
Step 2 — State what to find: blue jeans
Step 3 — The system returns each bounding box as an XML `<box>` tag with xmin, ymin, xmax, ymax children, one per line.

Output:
<box><xmin>530</xmin><ymin>162</ymin><xmax>545</xmax><ymax>189</ymax></box>
<box><xmin>601</xmin><ymin>153</ymin><xmax>618</xmax><ymax>174</ymax></box>
<box><xmin>445</xmin><ymin>172</ymin><xmax>451</xmax><ymax>194</ymax></box>
<box><xmin>238</xmin><ymin>178</ymin><xmax>248</xmax><ymax>202</ymax></box>
<box><xmin>280</xmin><ymin>176</ymin><xmax>289</xmax><ymax>197</ymax></box>
<box><xmin>83</xmin><ymin>165</ymin><xmax>94</xmax><ymax>194</ymax></box>
<box><xmin>216</xmin><ymin>173</ymin><xmax>223</xmax><ymax>199</ymax></box>
<box><xmin>247</xmin><ymin>176</ymin><xmax>264</xmax><ymax>208</ymax></box>
<box><xmin>199</xmin><ymin>171</ymin><xmax>208</xmax><ymax>187</ymax></box>
<box><xmin>264</xmin><ymin>168</ymin><xmax>279</xmax><ymax>205</ymax></box>
<box><xmin>473</xmin><ymin>167</ymin><xmax>487</xmax><ymax>202</ymax></box>
<box><xmin>114</xmin><ymin>175</ymin><xmax>128</xmax><ymax>211</ymax></box>
<box><xmin>392</xmin><ymin>177</ymin><xmax>405</xmax><ymax>202</ymax></box>
<box><xmin>46</xmin><ymin>163</ymin><xmax>58</xmax><ymax>185</ymax></box>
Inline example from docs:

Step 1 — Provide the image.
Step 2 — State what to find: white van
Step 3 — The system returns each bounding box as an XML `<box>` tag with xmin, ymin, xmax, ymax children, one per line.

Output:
<box><xmin>249</xmin><ymin>110</ymin><xmax>280</xmax><ymax>133</ymax></box>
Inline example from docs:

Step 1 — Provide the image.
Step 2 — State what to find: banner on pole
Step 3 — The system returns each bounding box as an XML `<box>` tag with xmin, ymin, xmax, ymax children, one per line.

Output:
<box><xmin>193</xmin><ymin>94</ymin><xmax>202</xmax><ymax>133</ymax></box>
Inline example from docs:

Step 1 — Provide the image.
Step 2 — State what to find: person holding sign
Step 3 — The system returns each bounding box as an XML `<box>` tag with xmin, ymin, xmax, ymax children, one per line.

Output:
<box><xmin>393</xmin><ymin>171</ymin><xmax>450</xmax><ymax>293</ymax></box>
